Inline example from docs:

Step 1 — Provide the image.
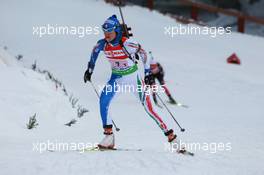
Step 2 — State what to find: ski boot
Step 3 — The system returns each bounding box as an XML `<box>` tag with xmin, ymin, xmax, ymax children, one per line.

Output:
<box><xmin>166</xmin><ymin>129</ymin><xmax>185</xmax><ymax>153</ymax></box>
<box><xmin>168</xmin><ymin>95</ymin><xmax>177</xmax><ymax>104</ymax></box>
<box><xmin>98</xmin><ymin>127</ymin><xmax>115</xmax><ymax>149</ymax></box>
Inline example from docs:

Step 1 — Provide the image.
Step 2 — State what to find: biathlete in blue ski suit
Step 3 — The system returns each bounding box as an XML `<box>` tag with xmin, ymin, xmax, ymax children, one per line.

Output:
<box><xmin>84</xmin><ymin>15</ymin><xmax>180</xmax><ymax>150</ymax></box>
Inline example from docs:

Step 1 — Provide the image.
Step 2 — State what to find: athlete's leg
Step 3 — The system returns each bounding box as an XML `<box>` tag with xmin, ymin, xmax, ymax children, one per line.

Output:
<box><xmin>156</xmin><ymin>73</ymin><xmax>176</xmax><ymax>103</ymax></box>
<box><xmin>156</xmin><ymin>73</ymin><xmax>170</xmax><ymax>96</ymax></box>
<box><xmin>99</xmin><ymin>74</ymin><xmax>121</xmax><ymax>128</ymax></box>
<box><xmin>126</xmin><ymin>72</ymin><xmax>170</xmax><ymax>134</ymax></box>
<box><xmin>98</xmin><ymin>74</ymin><xmax>122</xmax><ymax>149</ymax></box>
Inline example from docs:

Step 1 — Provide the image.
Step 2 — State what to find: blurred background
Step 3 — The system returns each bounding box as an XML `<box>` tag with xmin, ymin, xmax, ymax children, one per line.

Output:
<box><xmin>106</xmin><ymin>0</ymin><xmax>264</xmax><ymax>37</ymax></box>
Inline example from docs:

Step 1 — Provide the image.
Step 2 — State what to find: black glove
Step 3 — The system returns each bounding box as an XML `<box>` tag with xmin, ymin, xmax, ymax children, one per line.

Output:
<box><xmin>84</xmin><ymin>68</ymin><xmax>93</xmax><ymax>83</ymax></box>
<box><xmin>144</xmin><ymin>73</ymin><xmax>155</xmax><ymax>86</ymax></box>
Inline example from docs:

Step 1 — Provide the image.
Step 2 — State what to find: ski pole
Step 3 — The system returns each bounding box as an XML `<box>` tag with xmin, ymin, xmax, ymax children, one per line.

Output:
<box><xmin>155</xmin><ymin>93</ymin><xmax>185</xmax><ymax>132</ymax></box>
<box><xmin>89</xmin><ymin>81</ymin><xmax>120</xmax><ymax>132</ymax></box>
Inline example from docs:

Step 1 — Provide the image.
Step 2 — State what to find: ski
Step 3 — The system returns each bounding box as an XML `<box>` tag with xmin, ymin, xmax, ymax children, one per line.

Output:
<box><xmin>168</xmin><ymin>101</ymin><xmax>189</xmax><ymax>108</ymax></box>
<box><xmin>47</xmin><ymin>147</ymin><xmax>193</xmax><ymax>156</ymax></box>
<box><xmin>175</xmin><ymin>102</ymin><xmax>189</xmax><ymax>108</ymax></box>
<box><xmin>81</xmin><ymin>147</ymin><xmax>142</xmax><ymax>152</ymax></box>
<box><xmin>46</xmin><ymin>147</ymin><xmax>142</xmax><ymax>153</ymax></box>
<box><xmin>82</xmin><ymin>147</ymin><xmax>194</xmax><ymax>156</ymax></box>
<box><xmin>178</xmin><ymin>150</ymin><xmax>195</xmax><ymax>156</ymax></box>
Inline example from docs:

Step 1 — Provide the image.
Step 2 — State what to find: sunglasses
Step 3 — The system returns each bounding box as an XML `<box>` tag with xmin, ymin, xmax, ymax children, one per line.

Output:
<box><xmin>102</xmin><ymin>25</ymin><xmax>116</xmax><ymax>33</ymax></box>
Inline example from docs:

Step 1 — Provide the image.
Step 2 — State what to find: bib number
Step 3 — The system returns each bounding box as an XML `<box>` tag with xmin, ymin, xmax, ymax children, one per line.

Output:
<box><xmin>110</xmin><ymin>60</ymin><xmax>129</xmax><ymax>70</ymax></box>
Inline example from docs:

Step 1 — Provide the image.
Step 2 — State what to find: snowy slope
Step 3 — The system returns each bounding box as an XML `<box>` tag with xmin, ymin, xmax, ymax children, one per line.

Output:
<box><xmin>0</xmin><ymin>47</ymin><xmax>80</xmax><ymax>137</ymax></box>
<box><xmin>1</xmin><ymin>0</ymin><xmax>264</xmax><ymax>174</ymax></box>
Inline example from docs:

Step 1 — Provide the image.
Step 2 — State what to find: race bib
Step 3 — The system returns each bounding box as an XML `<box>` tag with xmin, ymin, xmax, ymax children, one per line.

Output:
<box><xmin>109</xmin><ymin>59</ymin><xmax>130</xmax><ymax>71</ymax></box>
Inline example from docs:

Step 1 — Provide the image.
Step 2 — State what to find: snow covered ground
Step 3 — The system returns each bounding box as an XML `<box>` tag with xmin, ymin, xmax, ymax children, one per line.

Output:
<box><xmin>1</xmin><ymin>0</ymin><xmax>264</xmax><ymax>174</ymax></box>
